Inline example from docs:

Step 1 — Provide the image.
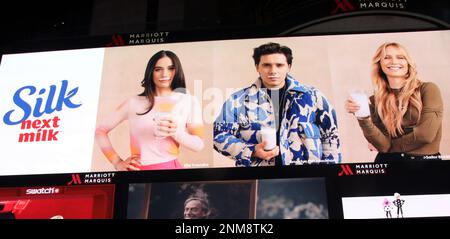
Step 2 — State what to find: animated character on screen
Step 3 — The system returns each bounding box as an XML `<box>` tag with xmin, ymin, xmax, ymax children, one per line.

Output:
<box><xmin>345</xmin><ymin>42</ymin><xmax>443</xmax><ymax>163</ymax></box>
<box><xmin>214</xmin><ymin>42</ymin><xmax>341</xmax><ymax>166</ymax></box>
<box><xmin>392</xmin><ymin>192</ymin><xmax>405</xmax><ymax>218</ymax></box>
<box><xmin>96</xmin><ymin>50</ymin><xmax>205</xmax><ymax>171</ymax></box>
<box><xmin>183</xmin><ymin>197</ymin><xmax>211</xmax><ymax>219</ymax></box>
<box><xmin>382</xmin><ymin>198</ymin><xmax>393</xmax><ymax>218</ymax></box>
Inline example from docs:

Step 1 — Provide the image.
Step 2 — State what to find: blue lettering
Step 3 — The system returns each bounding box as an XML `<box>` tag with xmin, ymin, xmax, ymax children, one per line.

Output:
<box><xmin>3</xmin><ymin>80</ymin><xmax>82</xmax><ymax>125</ymax></box>
<box><xmin>56</xmin><ymin>80</ymin><xmax>81</xmax><ymax>110</ymax></box>
<box><xmin>44</xmin><ymin>85</ymin><xmax>57</xmax><ymax>116</ymax></box>
<box><xmin>3</xmin><ymin>86</ymin><xmax>34</xmax><ymax>125</ymax></box>
<box><xmin>33</xmin><ymin>88</ymin><xmax>46</xmax><ymax>118</ymax></box>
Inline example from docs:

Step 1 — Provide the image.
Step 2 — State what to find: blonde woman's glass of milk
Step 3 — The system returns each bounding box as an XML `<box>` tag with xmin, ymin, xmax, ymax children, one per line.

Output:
<box><xmin>350</xmin><ymin>90</ymin><xmax>370</xmax><ymax>118</ymax></box>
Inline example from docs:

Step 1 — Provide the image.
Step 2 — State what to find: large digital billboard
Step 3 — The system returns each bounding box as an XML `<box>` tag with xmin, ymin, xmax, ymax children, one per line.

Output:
<box><xmin>1</xmin><ymin>30</ymin><xmax>449</xmax><ymax>175</ymax></box>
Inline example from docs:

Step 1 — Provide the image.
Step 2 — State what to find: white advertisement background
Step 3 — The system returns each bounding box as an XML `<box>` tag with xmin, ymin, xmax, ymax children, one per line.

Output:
<box><xmin>342</xmin><ymin>194</ymin><xmax>450</xmax><ymax>219</ymax></box>
<box><xmin>0</xmin><ymin>49</ymin><xmax>105</xmax><ymax>175</ymax></box>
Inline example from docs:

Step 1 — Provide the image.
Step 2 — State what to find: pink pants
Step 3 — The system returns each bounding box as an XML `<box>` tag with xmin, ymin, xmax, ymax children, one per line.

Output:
<box><xmin>139</xmin><ymin>159</ymin><xmax>183</xmax><ymax>170</ymax></box>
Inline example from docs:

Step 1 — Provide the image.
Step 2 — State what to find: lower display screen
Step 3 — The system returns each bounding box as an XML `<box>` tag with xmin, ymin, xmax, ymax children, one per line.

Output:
<box><xmin>0</xmin><ymin>184</ymin><xmax>115</xmax><ymax>219</ymax></box>
<box><xmin>127</xmin><ymin>178</ymin><xmax>328</xmax><ymax>219</ymax></box>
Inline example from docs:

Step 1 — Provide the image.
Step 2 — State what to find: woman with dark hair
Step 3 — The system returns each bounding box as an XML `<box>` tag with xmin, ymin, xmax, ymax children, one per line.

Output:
<box><xmin>346</xmin><ymin>42</ymin><xmax>443</xmax><ymax>163</ymax></box>
<box><xmin>96</xmin><ymin>50</ymin><xmax>204</xmax><ymax>171</ymax></box>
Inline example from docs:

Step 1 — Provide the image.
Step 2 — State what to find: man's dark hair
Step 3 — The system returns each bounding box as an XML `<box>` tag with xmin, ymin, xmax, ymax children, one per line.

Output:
<box><xmin>252</xmin><ymin>42</ymin><xmax>293</xmax><ymax>65</ymax></box>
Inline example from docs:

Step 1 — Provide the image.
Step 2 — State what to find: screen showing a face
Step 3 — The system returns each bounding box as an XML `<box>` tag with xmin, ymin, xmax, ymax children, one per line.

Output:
<box><xmin>1</xmin><ymin>30</ymin><xmax>449</xmax><ymax>175</ymax></box>
<box><xmin>128</xmin><ymin>180</ymin><xmax>256</xmax><ymax>219</ymax></box>
<box><xmin>127</xmin><ymin>177</ymin><xmax>328</xmax><ymax>219</ymax></box>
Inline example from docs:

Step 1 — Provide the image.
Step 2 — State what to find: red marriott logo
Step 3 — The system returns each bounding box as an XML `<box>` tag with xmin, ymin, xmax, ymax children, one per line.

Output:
<box><xmin>331</xmin><ymin>0</ymin><xmax>355</xmax><ymax>14</ymax></box>
<box><xmin>338</xmin><ymin>164</ymin><xmax>354</xmax><ymax>176</ymax></box>
<box><xmin>67</xmin><ymin>174</ymin><xmax>82</xmax><ymax>185</ymax></box>
<box><xmin>106</xmin><ymin>34</ymin><xmax>125</xmax><ymax>47</ymax></box>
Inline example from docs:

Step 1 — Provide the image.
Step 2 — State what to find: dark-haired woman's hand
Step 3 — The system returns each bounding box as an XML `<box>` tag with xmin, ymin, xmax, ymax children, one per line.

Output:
<box><xmin>157</xmin><ymin>115</ymin><xmax>178</xmax><ymax>137</ymax></box>
<box><xmin>113</xmin><ymin>155</ymin><xmax>141</xmax><ymax>171</ymax></box>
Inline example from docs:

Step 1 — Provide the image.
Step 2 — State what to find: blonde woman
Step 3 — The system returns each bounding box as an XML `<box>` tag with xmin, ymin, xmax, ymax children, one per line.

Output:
<box><xmin>346</xmin><ymin>42</ymin><xmax>443</xmax><ymax>163</ymax></box>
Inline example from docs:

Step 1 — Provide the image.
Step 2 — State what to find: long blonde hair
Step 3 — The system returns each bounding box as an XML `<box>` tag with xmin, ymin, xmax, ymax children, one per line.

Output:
<box><xmin>371</xmin><ymin>42</ymin><xmax>422</xmax><ymax>137</ymax></box>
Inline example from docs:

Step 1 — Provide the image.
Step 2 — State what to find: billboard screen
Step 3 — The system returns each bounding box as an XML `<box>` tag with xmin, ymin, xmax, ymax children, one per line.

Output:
<box><xmin>1</xmin><ymin>30</ymin><xmax>449</xmax><ymax>175</ymax></box>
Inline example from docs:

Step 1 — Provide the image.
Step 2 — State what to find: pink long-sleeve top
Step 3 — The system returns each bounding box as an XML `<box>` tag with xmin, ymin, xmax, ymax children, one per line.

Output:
<box><xmin>96</xmin><ymin>92</ymin><xmax>204</xmax><ymax>166</ymax></box>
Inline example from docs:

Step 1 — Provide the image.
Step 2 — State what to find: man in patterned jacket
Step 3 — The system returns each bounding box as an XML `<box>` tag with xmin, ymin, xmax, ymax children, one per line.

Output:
<box><xmin>214</xmin><ymin>42</ymin><xmax>341</xmax><ymax>166</ymax></box>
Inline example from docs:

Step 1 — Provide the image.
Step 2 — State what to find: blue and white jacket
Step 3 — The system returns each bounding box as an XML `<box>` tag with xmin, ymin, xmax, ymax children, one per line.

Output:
<box><xmin>213</xmin><ymin>76</ymin><xmax>341</xmax><ymax>166</ymax></box>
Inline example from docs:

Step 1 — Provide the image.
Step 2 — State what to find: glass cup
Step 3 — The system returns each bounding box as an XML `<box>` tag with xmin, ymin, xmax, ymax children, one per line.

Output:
<box><xmin>350</xmin><ymin>90</ymin><xmax>370</xmax><ymax>118</ymax></box>
<box><xmin>260</xmin><ymin>127</ymin><xmax>277</xmax><ymax>151</ymax></box>
<box><xmin>154</xmin><ymin>112</ymin><xmax>171</xmax><ymax>139</ymax></box>
<box><xmin>153</xmin><ymin>97</ymin><xmax>177</xmax><ymax>139</ymax></box>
